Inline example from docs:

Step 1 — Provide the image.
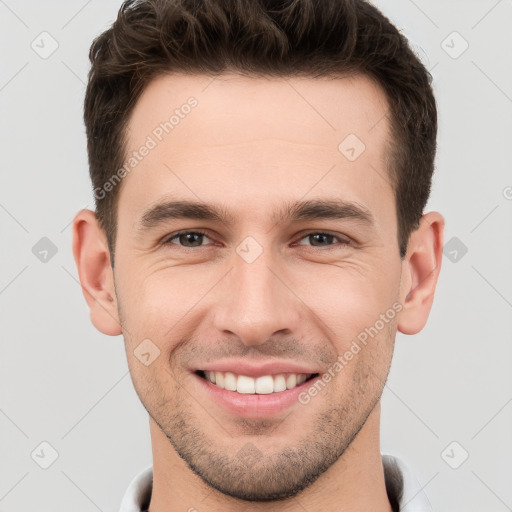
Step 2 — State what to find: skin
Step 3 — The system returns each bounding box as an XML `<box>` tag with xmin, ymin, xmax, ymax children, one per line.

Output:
<box><xmin>73</xmin><ymin>72</ymin><xmax>444</xmax><ymax>512</ymax></box>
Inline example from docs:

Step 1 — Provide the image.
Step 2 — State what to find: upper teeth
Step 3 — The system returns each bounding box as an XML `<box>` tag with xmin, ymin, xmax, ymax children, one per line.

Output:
<box><xmin>203</xmin><ymin>371</ymin><xmax>311</xmax><ymax>394</ymax></box>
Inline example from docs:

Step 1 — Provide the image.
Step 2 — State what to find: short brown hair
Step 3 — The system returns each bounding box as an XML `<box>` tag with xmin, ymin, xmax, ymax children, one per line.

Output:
<box><xmin>84</xmin><ymin>0</ymin><xmax>437</xmax><ymax>262</ymax></box>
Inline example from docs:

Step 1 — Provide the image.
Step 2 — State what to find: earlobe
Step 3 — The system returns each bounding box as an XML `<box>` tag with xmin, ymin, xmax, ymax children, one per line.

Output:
<box><xmin>397</xmin><ymin>211</ymin><xmax>445</xmax><ymax>335</ymax></box>
<box><xmin>72</xmin><ymin>209</ymin><xmax>122</xmax><ymax>336</ymax></box>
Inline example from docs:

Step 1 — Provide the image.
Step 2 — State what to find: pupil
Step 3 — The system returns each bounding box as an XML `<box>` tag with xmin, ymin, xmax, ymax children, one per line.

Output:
<box><xmin>182</xmin><ymin>233</ymin><xmax>202</xmax><ymax>247</ymax></box>
<box><xmin>312</xmin><ymin>234</ymin><xmax>333</xmax><ymax>246</ymax></box>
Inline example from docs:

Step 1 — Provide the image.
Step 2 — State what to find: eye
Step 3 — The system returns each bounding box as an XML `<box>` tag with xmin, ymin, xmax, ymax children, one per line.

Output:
<box><xmin>161</xmin><ymin>230</ymin><xmax>350</xmax><ymax>250</ymax></box>
<box><xmin>294</xmin><ymin>232</ymin><xmax>350</xmax><ymax>249</ymax></box>
<box><xmin>164</xmin><ymin>230</ymin><xmax>213</xmax><ymax>248</ymax></box>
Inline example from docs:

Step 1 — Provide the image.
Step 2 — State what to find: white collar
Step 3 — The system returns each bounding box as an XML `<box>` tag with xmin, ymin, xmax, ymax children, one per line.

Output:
<box><xmin>120</xmin><ymin>454</ymin><xmax>432</xmax><ymax>511</ymax></box>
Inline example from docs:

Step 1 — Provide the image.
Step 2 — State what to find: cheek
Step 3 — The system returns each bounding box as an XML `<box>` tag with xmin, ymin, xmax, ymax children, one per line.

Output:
<box><xmin>291</xmin><ymin>258</ymin><xmax>400</xmax><ymax>345</ymax></box>
<box><xmin>117</xmin><ymin>264</ymin><xmax>214</xmax><ymax>348</ymax></box>
<box><xmin>126</xmin><ymin>354</ymin><xmax>179</xmax><ymax>420</ymax></box>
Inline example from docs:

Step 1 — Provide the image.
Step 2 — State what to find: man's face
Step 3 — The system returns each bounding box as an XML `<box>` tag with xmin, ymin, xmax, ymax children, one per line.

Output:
<box><xmin>114</xmin><ymin>72</ymin><xmax>402</xmax><ymax>500</ymax></box>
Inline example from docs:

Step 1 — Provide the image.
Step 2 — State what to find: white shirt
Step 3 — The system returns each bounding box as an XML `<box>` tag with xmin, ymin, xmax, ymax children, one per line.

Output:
<box><xmin>119</xmin><ymin>454</ymin><xmax>432</xmax><ymax>511</ymax></box>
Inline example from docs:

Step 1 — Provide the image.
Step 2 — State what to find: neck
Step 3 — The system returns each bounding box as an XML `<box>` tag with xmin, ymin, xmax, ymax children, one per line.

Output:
<box><xmin>147</xmin><ymin>403</ymin><xmax>392</xmax><ymax>512</ymax></box>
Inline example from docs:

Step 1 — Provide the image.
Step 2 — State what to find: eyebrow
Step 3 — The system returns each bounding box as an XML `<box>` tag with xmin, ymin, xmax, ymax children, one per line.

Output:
<box><xmin>139</xmin><ymin>198</ymin><xmax>375</xmax><ymax>230</ymax></box>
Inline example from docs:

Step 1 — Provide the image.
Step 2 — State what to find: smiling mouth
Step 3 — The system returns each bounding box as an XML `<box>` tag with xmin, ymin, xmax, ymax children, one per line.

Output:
<box><xmin>195</xmin><ymin>370</ymin><xmax>319</xmax><ymax>395</ymax></box>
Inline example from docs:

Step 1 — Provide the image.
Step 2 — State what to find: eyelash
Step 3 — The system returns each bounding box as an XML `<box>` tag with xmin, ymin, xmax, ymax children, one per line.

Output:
<box><xmin>162</xmin><ymin>230</ymin><xmax>351</xmax><ymax>250</ymax></box>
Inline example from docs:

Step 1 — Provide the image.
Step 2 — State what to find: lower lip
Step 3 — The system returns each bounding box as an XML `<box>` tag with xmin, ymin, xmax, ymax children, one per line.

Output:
<box><xmin>193</xmin><ymin>372</ymin><xmax>321</xmax><ymax>418</ymax></box>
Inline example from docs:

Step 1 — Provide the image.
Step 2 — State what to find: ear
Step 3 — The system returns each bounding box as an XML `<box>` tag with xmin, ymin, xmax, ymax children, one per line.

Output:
<box><xmin>72</xmin><ymin>209</ymin><xmax>122</xmax><ymax>336</ymax></box>
<box><xmin>397</xmin><ymin>211</ymin><xmax>445</xmax><ymax>335</ymax></box>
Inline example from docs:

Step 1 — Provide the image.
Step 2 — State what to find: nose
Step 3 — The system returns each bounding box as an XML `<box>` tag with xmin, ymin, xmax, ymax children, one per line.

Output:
<box><xmin>212</xmin><ymin>250</ymin><xmax>302</xmax><ymax>347</ymax></box>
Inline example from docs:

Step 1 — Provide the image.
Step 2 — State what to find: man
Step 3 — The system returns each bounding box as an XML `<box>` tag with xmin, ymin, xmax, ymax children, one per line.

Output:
<box><xmin>72</xmin><ymin>0</ymin><xmax>444</xmax><ymax>510</ymax></box>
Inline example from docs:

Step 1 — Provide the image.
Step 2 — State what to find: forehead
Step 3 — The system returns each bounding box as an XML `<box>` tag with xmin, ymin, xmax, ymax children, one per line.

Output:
<box><xmin>127</xmin><ymin>71</ymin><xmax>390</xmax><ymax>148</ymax></box>
<box><xmin>119</xmin><ymin>71</ymin><xmax>394</xmax><ymax>231</ymax></box>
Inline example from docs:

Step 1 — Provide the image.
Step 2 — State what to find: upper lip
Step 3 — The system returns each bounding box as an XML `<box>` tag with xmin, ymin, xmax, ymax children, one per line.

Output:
<box><xmin>194</xmin><ymin>359</ymin><xmax>321</xmax><ymax>378</ymax></box>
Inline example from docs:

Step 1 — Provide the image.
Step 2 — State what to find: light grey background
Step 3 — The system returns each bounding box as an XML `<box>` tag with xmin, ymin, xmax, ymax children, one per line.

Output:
<box><xmin>0</xmin><ymin>0</ymin><xmax>511</xmax><ymax>510</ymax></box>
